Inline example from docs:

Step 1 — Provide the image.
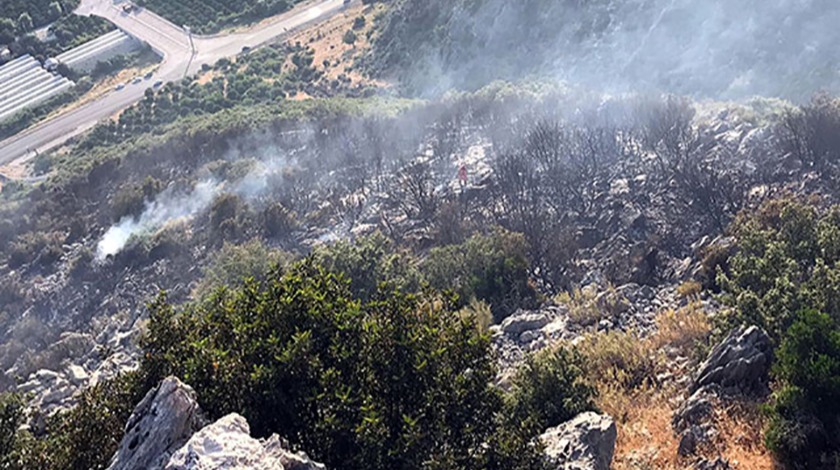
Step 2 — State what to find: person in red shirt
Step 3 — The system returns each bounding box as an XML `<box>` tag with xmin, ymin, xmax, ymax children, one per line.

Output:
<box><xmin>457</xmin><ymin>163</ymin><xmax>468</xmax><ymax>189</ymax></box>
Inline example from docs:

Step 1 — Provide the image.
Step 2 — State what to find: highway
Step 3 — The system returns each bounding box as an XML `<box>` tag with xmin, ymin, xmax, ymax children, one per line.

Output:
<box><xmin>0</xmin><ymin>0</ymin><xmax>352</xmax><ymax>167</ymax></box>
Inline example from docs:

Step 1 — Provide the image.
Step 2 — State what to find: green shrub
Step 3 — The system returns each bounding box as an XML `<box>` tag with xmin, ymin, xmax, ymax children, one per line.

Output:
<box><xmin>765</xmin><ymin>309</ymin><xmax>840</xmax><ymax>468</ymax></box>
<box><xmin>343</xmin><ymin>29</ymin><xmax>358</xmax><ymax>45</ymax></box>
<box><xmin>506</xmin><ymin>346</ymin><xmax>596</xmax><ymax>433</ymax></box>
<box><xmin>193</xmin><ymin>239</ymin><xmax>292</xmax><ymax>299</ymax></box>
<box><xmin>720</xmin><ymin>198</ymin><xmax>840</xmax><ymax>340</ymax></box>
<box><xmin>0</xmin><ymin>379</ymin><xmax>146</xmax><ymax>470</ymax></box>
<box><xmin>44</xmin><ymin>373</ymin><xmax>145</xmax><ymax>470</ymax></box>
<box><xmin>314</xmin><ymin>232</ymin><xmax>421</xmax><ymax>302</ymax></box>
<box><xmin>140</xmin><ymin>258</ymin><xmax>540</xmax><ymax>469</ymax></box>
<box><xmin>0</xmin><ymin>393</ymin><xmax>25</xmax><ymax>468</ymax></box>
<box><xmin>422</xmin><ymin>229</ymin><xmax>537</xmax><ymax>322</ymax></box>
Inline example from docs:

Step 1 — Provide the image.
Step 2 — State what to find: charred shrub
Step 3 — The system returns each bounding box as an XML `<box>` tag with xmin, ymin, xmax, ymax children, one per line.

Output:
<box><xmin>261</xmin><ymin>202</ymin><xmax>299</xmax><ymax>239</ymax></box>
<box><xmin>778</xmin><ymin>94</ymin><xmax>840</xmax><ymax>174</ymax></box>
<box><xmin>7</xmin><ymin>231</ymin><xmax>65</xmax><ymax>269</ymax></box>
<box><xmin>111</xmin><ymin>177</ymin><xmax>163</xmax><ymax>222</ymax></box>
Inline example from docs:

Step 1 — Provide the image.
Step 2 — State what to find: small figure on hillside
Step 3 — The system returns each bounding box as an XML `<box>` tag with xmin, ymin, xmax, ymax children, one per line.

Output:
<box><xmin>457</xmin><ymin>163</ymin><xmax>468</xmax><ymax>189</ymax></box>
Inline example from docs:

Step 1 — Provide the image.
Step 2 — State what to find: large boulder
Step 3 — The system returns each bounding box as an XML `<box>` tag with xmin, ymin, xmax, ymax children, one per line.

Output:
<box><xmin>108</xmin><ymin>376</ymin><xmax>206</xmax><ymax>470</ymax></box>
<box><xmin>540</xmin><ymin>412</ymin><xmax>617</xmax><ymax>470</ymax></box>
<box><xmin>166</xmin><ymin>413</ymin><xmax>326</xmax><ymax>470</ymax></box>
<box><xmin>691</xmin><ymin>325</ymin><xmax>772</xmax><ymax>395</ymax></box>
<box><xmin>499</xmin><ymin>311</ymin><xmax>551</xmax><ymax>336</ymax></box>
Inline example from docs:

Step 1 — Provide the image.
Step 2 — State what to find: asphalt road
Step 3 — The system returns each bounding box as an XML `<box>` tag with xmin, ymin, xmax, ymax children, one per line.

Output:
<box><xmin>0</xmin><ymin>0</ymin><xmax>352</xmax><ymax>167</ymax></box>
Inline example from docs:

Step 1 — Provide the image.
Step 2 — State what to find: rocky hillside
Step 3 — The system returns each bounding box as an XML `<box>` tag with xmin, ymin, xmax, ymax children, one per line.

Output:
<box><xmin>1</xmin><ymin>2</ymin><xmax>840</xmax><ymax>469</ymax></box>
<box><xmin>365</xmin><ymin>0</ymin><xmax>840</xmax><ymax>99</ymax></box>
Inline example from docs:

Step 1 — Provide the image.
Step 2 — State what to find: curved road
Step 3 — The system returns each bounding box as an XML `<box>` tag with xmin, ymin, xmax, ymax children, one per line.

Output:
<box><xmin>0</xmin><ymin>0</ymin><xmax>352</xmax><ymax>166</ymax></box>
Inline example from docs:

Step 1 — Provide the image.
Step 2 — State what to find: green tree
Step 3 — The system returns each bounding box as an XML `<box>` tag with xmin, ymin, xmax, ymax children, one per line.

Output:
<box><xmin>16</xmin><ymin>12</ymin><xmax>33</xmax><ymax>34</ymax></box>
<box><xmin>48</xmin><ymin>2</ymin><xmax>63</xmax><ymax>21</ymax></box>
<box><xmin>0</xmin><ymin>18</ymin><xmax>16</xmax><ymax>44</ymax></box>
<box><xmin>343</xmin><ymin>29</ymin><xmax>358</xmax><ymax>45</ymax></box>
<box><xmin>140</xmin><ymin>258</ymin><xmax>541</xmax><ymax>469</ymax></box>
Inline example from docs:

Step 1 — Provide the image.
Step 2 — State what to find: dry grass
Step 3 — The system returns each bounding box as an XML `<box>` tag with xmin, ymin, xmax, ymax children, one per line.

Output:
<box><xmin>605</xmin><ymin>371</ymin><xmax>777</xmax><ymax>470</ymax></box>
<box><xmin>676</xmin><ymin>280</ymin><xmax>702</xmax><ymax>299</ymax></box>
<box><xmin>651</xmin><ymin>302</ymin><xmax>711</xmax><ymax>352</ymax></box>
<box><xmin>708</xmin><ymin>401</ymin><xmax>778</xmax><ymax>470</ymax></box>
<box><xmin>577</xmin><ymin>329</ymin><xmax>659</xmax><ymax>391</ymax></box>
<box><xmin>609</xmin><ymin>388</ymin><xmax>681</xmax><ymax>470</ymax></box>
<box><xmin>556</xmin><ymin>286</ymin><xmax>606</xmax><ymax>326</ymax></box>
<box><xmin>283</xmin><ymin>2</ymin><xmax>387</xmax><ymax>86</ymax></box>
<box><xmin>577</xmin><ymin>301</ymin><xmax>774</xmax><ymax>470</ymax></box>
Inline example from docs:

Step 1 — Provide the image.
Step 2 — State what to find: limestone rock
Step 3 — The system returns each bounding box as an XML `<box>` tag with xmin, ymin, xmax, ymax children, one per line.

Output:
<box><xmin>692</xmin><ymin>326</ymin><xmax>772</xmax><ymax>395</ymax></box>
<box><xmin>166</xmin><ymin>413</ymin><xmax>325</xmax><ymax>470</ymax></box>
<box><xmin>672</xmin><ymin>386</ymin><xmax>716</xmax><ymax>432</ymax></box>
<box><xmin>500</xmin><ymin>311</ymin><xmax>550</xmax><ymax>336</ymax></box>
<box><xmin>108</xmin><ymin>376</ymin><xmax>205</xmax><ymax>470</ymax></box>
<box><xmin>540</xmin><ymin>412</ymin><xmax>617</xmax><ymax>470</ymax></box>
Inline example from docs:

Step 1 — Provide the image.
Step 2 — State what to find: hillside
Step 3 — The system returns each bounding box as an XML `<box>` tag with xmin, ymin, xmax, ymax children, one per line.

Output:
<box><xmin>1</xmin><ymin>1</ymin><xmax>840</xmax><ymax>469</ymax></box>
<box><xmin>365</xmin><ymin>0</ymin><xmax>840</xmax><ymax>100</ymax></box>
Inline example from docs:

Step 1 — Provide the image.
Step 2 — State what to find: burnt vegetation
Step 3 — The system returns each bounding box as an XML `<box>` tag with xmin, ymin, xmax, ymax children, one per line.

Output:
<box><xmin>3</xmin><ymin>71</ymin><xmax>840</xmax><ymax>466</ymax></box>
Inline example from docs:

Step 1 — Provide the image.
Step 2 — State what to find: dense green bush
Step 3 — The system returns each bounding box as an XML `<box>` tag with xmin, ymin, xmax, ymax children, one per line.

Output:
<box><xmin>314</xmin><ymin>232</ymin><xmax>421</xmax><ymax>302</ymax></box>
<box><xmin>44</xmin><ymin>373</ymin><xmax>145</xmax><ymax>470</ymax></box>
<box><xmin>422</xmin><ymin>229</ymin><xmax>538</xmax><ymax>322</ymax></box>
<box><xmin>193</xmin><ymin>239</ymin><xmax>292</xmax><ymax>299</ymax></box>
<box><xmin>765</xmin><ymin>309</ymin><xmax>840</xmax><ymax>469</ymax></box>
<box><xmin>0</xmin><ymin>393</ymin><xmax>25</xmax><ymax>468</ymax></box>
<box><xmin>720</xmin><ymin>197</ymin><xmax>840</xmax><ymax>466</ymax></box>
<box><xmin>140</xmin><ymin>258</ymin><xmax>543</xmax><ymax>469</ymax></box>
<box><xmin>506</xmin><ymin>346</ymin><xmax>596</xmax><ymax>433</ymax></box>
<box><xmin>719</xmin><ymin>198</ymin><xmax>840</xmax><ymax>340</ymax></box>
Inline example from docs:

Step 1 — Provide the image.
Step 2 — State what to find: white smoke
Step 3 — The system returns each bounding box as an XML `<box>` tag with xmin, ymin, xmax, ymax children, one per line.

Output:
<box><xmin>95</xmin><ymin>152</ymin><xmax>295</xmax><ymax>260</ymax></box>
<box><xmin>96</xmin><ymin>180</ymin><xmax>222</xmax><ymax>260</ymax></box>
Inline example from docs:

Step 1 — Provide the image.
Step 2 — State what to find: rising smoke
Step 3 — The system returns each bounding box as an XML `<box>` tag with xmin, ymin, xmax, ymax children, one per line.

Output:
<box><xmin>375</xmin><ymin>0</ymin><xmax>840</xmax><ymax>101</ymax></box>
<box><xmin>96</xmin><ymin>180</ymin><xmax>221</xmax><ymax>260</ymax></box>
<box><xmin>96</xmin><ymin>153</ymin><xmax>295</xmax><ymax>260</ymax></box>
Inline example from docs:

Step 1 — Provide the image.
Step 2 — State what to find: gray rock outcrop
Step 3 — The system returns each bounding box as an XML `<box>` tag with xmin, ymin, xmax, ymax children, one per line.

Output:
<box><xmin>165</xmin><ymin>413</ymin><xmax>326</xmax><ymax>470</ymax></box>
<box><xmin>691</xmin><ymin>325</ymin><xmax>771</xmax><ymax>395</ymax></box>
<box><xmin>499</xmin><ymin>311</ymin><xmax>551</xmax><ymax>336</ymax></box>
<box><xmin>108</xmin><ymin>376</ymin><xmax>206</xmax><ymax>470</ymax></box>
<box><xmin>540</xmin><ymin>412</ymin><xmax>617</xmax><ymax>470</ymax></box>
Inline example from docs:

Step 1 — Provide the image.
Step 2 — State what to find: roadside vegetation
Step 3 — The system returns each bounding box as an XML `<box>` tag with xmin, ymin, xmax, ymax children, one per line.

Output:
<box><xmin>0</xmin><ymin>0</ymin><xmax>80</xmax><ymax>41</ymax></box>
<box><xmin>6</xmin><ymin>14</ymin><xmax>114</xmax><ymax>62</ymax></box>
<box><xmin>136</xmin><ymin>0</ymin><xmax>306</xmax><ymax>34</ymax></box>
